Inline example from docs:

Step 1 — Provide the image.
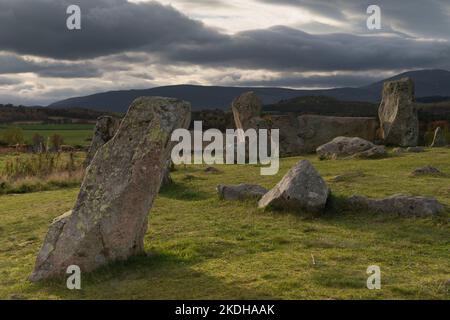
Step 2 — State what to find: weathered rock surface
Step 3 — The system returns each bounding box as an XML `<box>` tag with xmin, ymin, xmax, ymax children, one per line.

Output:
<box><xmin>410</xmin><ymin>166</ymin><xmax>444</xmax><ymax>177</ymax></box>
<box><xmin>406</xmin><ymin>146</ymin><xmax>425</xmax><ymax>153</ymax></box>
<box><xmin>29</xmin><ymin>97</ymin><xmax>191</xmax><ymax>282</ymax></box>
<box><xmin>351</xmin><ymin>145</ymin><xmax>387</xmax><ymax>159</ymax></box>
<box><xmin>378</xmin><ymin>78</ymin><xmax>419</xmax><ymax>147</ymax></box>
<box><xmin>84</xmin><ymin>116</ymin><xmax>121</xmax><ymax>166</ymax></box>
<box><xmin>258</xmin><ymin>160</ymin><xmax>329</xmax><ymax>212</ymax></box>
<box><xmin>316</xmin><ymin>137</ymin><xmax>379</xmax><ymax>160</ymax></box>
<box><xmin>230</xmin><ymin>92</ymin><xmax>379</xmax><ymax>156</ymax></box>
<box><xmin>430</xmin><ymin>127</ymin><xmax>447</xmax><ymax>147</ymax></box>
<box><xmin>231</xmin><ymin>92</ymin><xmax>266</xmax><ymax>131</ymax></box>
<box><xmin>347</xmin><ymin>194</ymin><xmax>444</xmax><ymax>217</ymax></box>
<box><xmin>205</xmin><ymin>166</ymin><xmax>221</xmax><ymax>174</ymax></box>
<box><xmin>217</xmin><ymin>184</ymin><xmax>267</xmax><ymax>201</ymax></box>
<box><xmin>392</xmin><ymin>147</ymin><xmax>405</xmax><ymax>154</ymax></box>
<box><xmin>294</xmin><ymin>115</ymin><xmax>379</xmax><ymax>154</ymax></box>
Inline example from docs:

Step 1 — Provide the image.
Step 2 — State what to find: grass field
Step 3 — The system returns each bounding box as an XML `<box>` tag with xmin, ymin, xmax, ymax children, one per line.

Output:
<box><xmin>0</xmin><ymin>149</ymin><xmax>449</xmax><ymax>300</ymax></box>
<box><xmin>0</xmin><ymin>124</ymin><xmax>94</xmax><ymax>147</ymax></box>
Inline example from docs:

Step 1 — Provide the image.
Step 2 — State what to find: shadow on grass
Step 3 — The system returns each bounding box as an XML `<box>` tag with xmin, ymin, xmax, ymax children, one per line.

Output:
<box><xmin>159</xmin><ymin>181</ymin><xmax>210</xmax><ymax>201</ymax></box>
<box><xmin>23</xmin><ymin>250</ymin><xmax>276</xmax><ymax>300</ymax></box>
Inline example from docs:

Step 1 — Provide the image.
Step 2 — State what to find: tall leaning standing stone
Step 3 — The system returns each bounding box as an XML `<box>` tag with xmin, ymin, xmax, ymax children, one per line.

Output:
<box><xmin>29</xmin><ymin>97</ymin><xmax>191</xmax><ymax>282</ymax></box>
<box><xmin>378</xmin><ymin>78</ymin><xmax>419</xmax><ymax>146</ymax></box>
<box><xmin>84</xmin><ymin>116</ymin><xmax>121</xmax><ymax>166</ymax></box>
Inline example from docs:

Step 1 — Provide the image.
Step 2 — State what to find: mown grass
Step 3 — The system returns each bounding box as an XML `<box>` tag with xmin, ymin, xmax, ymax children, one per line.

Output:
<box><xmin>0</xmin><ymin>124</ymin><xmax>94</xmax><ymax>147</ymax></box>
<box><xmin>0</xmin><ymin>148</ymin><xmax>449</xmax><ymax>300</ymax></box>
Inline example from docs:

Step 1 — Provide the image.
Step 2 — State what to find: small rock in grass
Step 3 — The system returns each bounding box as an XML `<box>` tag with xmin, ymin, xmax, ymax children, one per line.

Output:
<box><xmin>217</xmin><ymin>184</ymin><xmax>267</xmax><ymax>201</ymax></box>
<box><xmin>406</xmin><ymin>146</ymin><xmax>425</xmax><ymax>153</ymax></box>
<box><xmin>316</xmin><ymin>137</ymin><xmax>377</xmax><ymax>160</ymax></box>
<box><xmin>392</xmin><ymin>147</ymin><xmax>405</xmax><ymax>154</ymax></box>
<box><xmin>351</xmin><ymin>146</ymin><xmax>387</xmax><ymax>159</ymax></box>
<box><xmin>204</xmin><ymin>166</ymin><xmax>221</xmax><ymax>174</ymax></box>
<box><xmin>347</xmin><ymin>194</ymin><xmax>444</xmax><ymax>217</ymax></box>
<box><xmin>410</xmin><ymin>166</ymin><xmax>444</xmax><ymax>177</ymax></box>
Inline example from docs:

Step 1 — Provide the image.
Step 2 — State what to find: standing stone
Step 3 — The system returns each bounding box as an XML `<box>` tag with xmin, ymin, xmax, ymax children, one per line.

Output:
<box><xmin>84</xmin><ymin>116</ymin><xmax>121</xmax><ymax>166</ymax></box>
<box><xmin>316</xmin><ymin>136</ymin><xmax>377</xmax><ymax>160</ymax></box>
<box><xmin>29</xmin><ymin>97</ymin><xmax>191</xmax><ymax>282</ymax></box>
<box><xmin>231</xmin><ymin>91</ymin><xmax>265</xmax><ymax>131</ymax></box>
<box><xmin>295</xmin><ymin>115</ymin><xmax>379</xmax><ymax>154</ymax></box>
<box><xmin>430</xmin><ymin>127</ymin><xmax>447</xmax><ymax>147</ymax></box>
<box><xmin>230</xmin><ymin>92</ymin><xmax>269</xmax><ymax>160</ymax></box>
<box><xmin>258</xmin><ymin>160</ymin><xmax>329</xmax><ymax>213</ymax></box>
<box><xmin>378</xmin><ymin>78</ymin><xmax>419</xmax><ymax>147</ymax></box>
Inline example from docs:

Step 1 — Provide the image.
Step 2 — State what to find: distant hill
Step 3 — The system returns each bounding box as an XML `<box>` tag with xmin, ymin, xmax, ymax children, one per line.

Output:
<box><xmin>48</xmin><ymin>69</ymin><xmax>450</xmax><ymax>112</ymax></box>
<box><xmin>0</xmin><ymin>104</ymin><xmax>114</xmax><ymax>124</ymax></box>
<box><xmin>263</xmin><ymin>96</ymin><xmax>378</xmax><ymax>117</ymax></box>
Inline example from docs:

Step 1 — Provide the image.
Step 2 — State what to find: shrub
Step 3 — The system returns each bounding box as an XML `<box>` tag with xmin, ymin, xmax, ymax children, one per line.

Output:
<box><xmin>2</xmin><ymin>126</ymin><xmax>24</xmax><ymax>145</ymax></box>
<box><xmin>1</xmin><ymin>152</ymin><xmax>82</xmax><ymax>180</ymax></box>
<box><xmin>50</xmin><ymin>134</ymin><xmax>64</xmax><ymax>151</ymax></box>
<box><xmin>31</xmin><ymin>133</ymin><xmax>46</xmax><ymax>152</ymax></box>
<box><xmin>0</xmin><ymin>152</ymin><xmax>84</xmax><ymax>195</ymax></box>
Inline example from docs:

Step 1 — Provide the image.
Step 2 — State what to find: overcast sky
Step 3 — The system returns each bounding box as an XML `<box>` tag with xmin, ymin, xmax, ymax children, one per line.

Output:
<box><xmin>0</xmin><ymin>0</ymin><xmax>449</xmax><ymax>105</ymax></box>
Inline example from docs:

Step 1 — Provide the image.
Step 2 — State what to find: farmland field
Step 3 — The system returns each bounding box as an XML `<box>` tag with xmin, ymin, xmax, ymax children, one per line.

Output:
<box><xmin>0</xmin><ymin>124</ymin><xmax>94</xmax><ymax>147</ymax></box>
<box><xmin>0</xmin><ymin>149</ymin><xmax>449</xmax><ymax>300</ymax></box>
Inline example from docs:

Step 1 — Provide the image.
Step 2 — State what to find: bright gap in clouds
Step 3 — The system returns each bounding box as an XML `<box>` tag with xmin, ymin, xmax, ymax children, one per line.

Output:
<box><xmin>129</xmin><ymin>0</ymin><xmax>325</xmax><ymax>33</ymax></box>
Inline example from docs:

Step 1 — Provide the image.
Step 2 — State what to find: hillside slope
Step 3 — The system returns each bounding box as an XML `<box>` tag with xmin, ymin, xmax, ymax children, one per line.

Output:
<box><xmin>49</xmin><ymin>69</ymin><xmax>450</xmax><ymax>112</ymax></box>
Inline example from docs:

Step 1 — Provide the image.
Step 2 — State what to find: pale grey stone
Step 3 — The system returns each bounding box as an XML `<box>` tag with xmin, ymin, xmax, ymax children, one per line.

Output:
<box><xmin>258</xmin><ymin>160</ymin><xmax>329</xmax><ymax>213</ymax></box>
<box><xmin>347</xmin><ymin>194</ymin><xmax>444</xmax><ymax>217</ymax></box>
<box><xmin>378</xmin><ymin>78</ymin><xmax>419</xmax><ymax>147</ymax></box>
<box><xmin>430</xmin><ymin>127</ymin><xmax>447</xmax><ymax>148</ymax></box>
<box><xmin>316</xmin><ymin>136</ymin><xmax>379</xmax><ymax>160</ymax></box>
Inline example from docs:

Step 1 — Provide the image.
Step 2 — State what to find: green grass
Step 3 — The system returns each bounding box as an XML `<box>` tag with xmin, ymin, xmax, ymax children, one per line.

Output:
<box><xmin>0</xmin><ymin>124</ymin><xmax>94</xmax><ymax>146</ymax></box>
<box><xmin>0</xmin><ymin>149</ymin><xmax>449</xmax><ymax>300</ymax></box>
<box><xmin>0</xmin><ymin>153</ymin><xmax>85</xmax><ymax>195</ymax></box>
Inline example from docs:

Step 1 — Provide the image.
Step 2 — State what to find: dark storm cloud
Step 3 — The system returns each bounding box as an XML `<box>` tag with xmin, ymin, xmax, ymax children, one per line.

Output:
<box><xmin>258</xmin><ymin>0</ymin><xmax>450</xmax><ymax>39</ymax></box>
<box><xmin>0</xmin><ymin>0</ymin><xmax>449</xmax><ymax>91</ymax></box>
<box><xmin>167</xmin><ymin>26</ymin><xmax>450</xmax><ymax>72</ymax></box>
<box><xmin>0</xmin><ymin>0</ymin><xmax>224</xmax><ymax>59</ymax></box>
